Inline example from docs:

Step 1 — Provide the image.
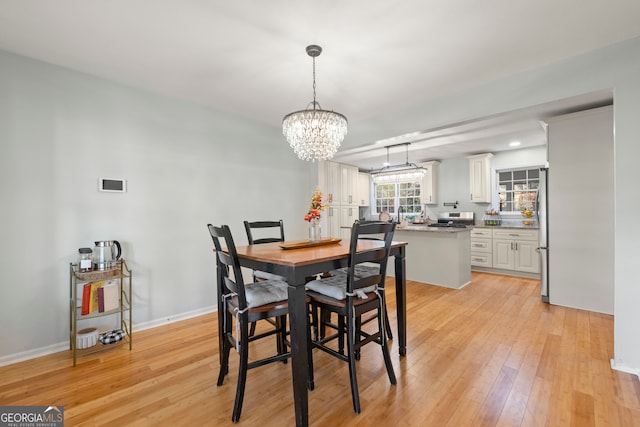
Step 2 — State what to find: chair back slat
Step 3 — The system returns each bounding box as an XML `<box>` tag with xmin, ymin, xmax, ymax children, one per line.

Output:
<box><xmin>244</xmin><ymin>220</ymin><xmax>285</xmax><ymax>245</ymax></box>
<box><xmin>354</xmin><ymin>248</ymin><xmax>386</xmax><ymax>264</ymax></box>
<box><xmin>207</xmin><ymin>224</ymin><xmax>248</xmax><ymax>308</ymax></box>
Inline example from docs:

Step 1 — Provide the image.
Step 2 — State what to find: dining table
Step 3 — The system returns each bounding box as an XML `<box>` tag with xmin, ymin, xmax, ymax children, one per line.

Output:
<box><xmin>217</xmin><ymin>238</ymin><xmax>407</xmax><ymax>427</ymax></box>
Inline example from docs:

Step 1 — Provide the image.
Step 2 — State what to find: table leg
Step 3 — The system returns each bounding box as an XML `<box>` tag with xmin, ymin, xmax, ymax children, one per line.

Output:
<box><xmin>288</xmin><ymin>282</ymin><xmax>309</xmax><ymax>427</ymax></box>
<box><xmin>394</xmin><ymin>247</ymin><xmax>407</xmax><ymax>356</ymax></box>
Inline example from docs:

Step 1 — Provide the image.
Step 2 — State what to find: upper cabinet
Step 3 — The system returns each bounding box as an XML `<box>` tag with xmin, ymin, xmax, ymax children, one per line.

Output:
<box><xmin>357</xmin><ymin>173</ymin><xmax>371</xmax><ymax>206</ymax></box>
<box><xmin>418</xmin><ymin>161</ymin><xmax>440</xmax><ymax>205</ymax></box>
<box><xmin>324</xmin><ymin>161</ymin><xmax>340</xmax><ymax>204</ymax></box>
<box><xmin>467</xmin><ymin>153</ymin><xmax>493</xmax><ymax>203</ymax></box>
<box><xmin>321</xmin><ymin>161</ymin><xmax>359</xmax><ymax>206</ymax></box>
<box><xmin>339</xmin><ymin>163</ymin><xmax>359</xmax><ymax>206</ymax></box>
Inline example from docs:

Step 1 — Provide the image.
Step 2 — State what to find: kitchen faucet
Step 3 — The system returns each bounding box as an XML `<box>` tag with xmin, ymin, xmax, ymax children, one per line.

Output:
<box><xmin>397</xmin><ymin>206</ymin><xmax>404</xmax><ymax>224</ymax></box>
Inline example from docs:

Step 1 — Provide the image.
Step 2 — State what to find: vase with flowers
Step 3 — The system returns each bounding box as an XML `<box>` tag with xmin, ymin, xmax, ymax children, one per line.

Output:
<box><xmin>305</xmin><ymin>186</ymin><xmax>326</xmax><ymax>242</ymax></box>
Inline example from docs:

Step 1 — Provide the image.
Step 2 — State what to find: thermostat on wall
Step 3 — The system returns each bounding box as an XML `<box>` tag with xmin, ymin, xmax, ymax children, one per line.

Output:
<box><xmin>99</xmin><ymin>178</ymin><xmax>127</xmax><ymax>193</ymax></box>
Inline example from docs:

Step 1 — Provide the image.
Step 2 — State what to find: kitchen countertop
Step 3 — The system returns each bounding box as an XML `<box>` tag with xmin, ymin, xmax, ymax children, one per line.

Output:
<box><xmin>396</xmin><ymin>223</ymin><xmax>539</xmax><ymax>231</ymax></box>
<box><xmin>396</xmin><ymin>224</ymin><xmax>471</xmax><ymax>232</ymax></box>
<box><xmin>474</xmin><ymin>226</ymin><xmax>539</xmax><ymax>230</ymax></box>
<box><xmin>472</xmin><ymin>222</ymin><xmax>539</xmax><ymax>230</ymax></box>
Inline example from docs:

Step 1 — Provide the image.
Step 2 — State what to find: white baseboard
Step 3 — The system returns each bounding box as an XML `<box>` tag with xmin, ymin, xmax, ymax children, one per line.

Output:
<box><xmin>471</xmin><ymin>266</ymin><xmax>541</xmax><ymax>280</ymax></box>
<box><xmin>0</xmin><ymin>306</ymin><xmax>217</xmax><ymax>368</ymax></box>
<box><xmin>610</xmin><ymin>358</ymin><xmax>640</xmax><ymax>379</ymax></box>
<box><xmin>0</xmin><ymin>342</ymin><xmax>69</xmax><ymax>367</ymax></box>
<box><xmin>132</xmin><ymin>306</ymin><xmax>216</xmax><ymax>332</ymax></box>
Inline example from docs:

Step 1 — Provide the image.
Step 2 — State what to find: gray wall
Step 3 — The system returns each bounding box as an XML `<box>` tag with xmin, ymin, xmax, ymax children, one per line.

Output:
<box><xmin>0</xmin><ymin>50</ymin><xmax>314</xmax><ymax>362</ymax></box>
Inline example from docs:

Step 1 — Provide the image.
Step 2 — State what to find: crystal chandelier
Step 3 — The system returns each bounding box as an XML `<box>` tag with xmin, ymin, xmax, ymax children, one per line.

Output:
<box><xmin>372</xmin><ymin>143</ymin><xmax>426</xmax><ymax>184</ymax></box>
<box><xmin>283</xmin><ymin>45</ymin><xmax>348</xmax><ymax>162</ymax></box>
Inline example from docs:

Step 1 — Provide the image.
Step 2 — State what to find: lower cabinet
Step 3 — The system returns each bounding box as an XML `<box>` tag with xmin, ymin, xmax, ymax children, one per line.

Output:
<box><xmin>339</xmin><ymin>205</ymin><xmax>358</xmax><ymax>240</ymax></box>
<box><xmin>471</xmin><ymin>227</ymin><xmax>540</xmax><ymax>275</ymax></box>
<box><xmin>492</xmin><ymin>229</ymin><xmax>540</xmax><ymax>274</ymax></box>
<box><xmin>324</xmin><ymin>205</ymin><xmax>357</xmax><ymax>239</ymax></box>
<box><xmin>470</xmin><ymin>228</ymin><xmax>492</xmax><ymax>267</ymax></box>
<box><xmin>325</xmin><ymin>206</ymin><xmax>341</xmax><ymax>238</ymax></box>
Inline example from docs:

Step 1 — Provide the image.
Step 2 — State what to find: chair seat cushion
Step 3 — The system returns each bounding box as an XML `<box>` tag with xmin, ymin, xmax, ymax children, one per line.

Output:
<box><xmin>245</xmin><ymin>279</ymin><xmax>289</xmax><ymax>308</ymax></box>
<box><xmin>253</xmin><ymin>270</ymin><xmax>287</xmax><ymax>281</ymax></box>
<box><xmin>329</xmin><ymin>264</ymin><xmax>380</xmax><ymax>279</ymax></box>
<box><xmin>306</xmin><ymin>274</ymin><xmax>376</xmax><ymax>301</ymax></box>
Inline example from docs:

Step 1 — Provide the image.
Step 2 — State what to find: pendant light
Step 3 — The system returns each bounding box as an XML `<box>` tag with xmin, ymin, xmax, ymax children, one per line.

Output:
<box><xmin>372</xmin><ymin>143</ymin><xmax>426</xmax><ymax>184</ymax></box>
<box><xmin>282</xmin><ymin>45</ymin><xmax>348</xmax><ymax>162</ymax></box>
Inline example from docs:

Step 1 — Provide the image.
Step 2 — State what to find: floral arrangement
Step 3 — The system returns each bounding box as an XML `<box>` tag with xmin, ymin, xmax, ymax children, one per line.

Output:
<box><xmin>304</xmin><ymin>186</ymin><xmax>326</xmax><ymax>222</ymax></box>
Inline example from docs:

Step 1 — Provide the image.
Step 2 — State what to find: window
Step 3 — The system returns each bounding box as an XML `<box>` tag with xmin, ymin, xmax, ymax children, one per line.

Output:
<box><xmin>375</xmin><ymin>182</ymin><xmax>422</xmax><ymax>217</ymax></box>
<box><xmin>497</xmin><ymin>167</ymin><xmax>540</xmax><ymax>212</ymax></box>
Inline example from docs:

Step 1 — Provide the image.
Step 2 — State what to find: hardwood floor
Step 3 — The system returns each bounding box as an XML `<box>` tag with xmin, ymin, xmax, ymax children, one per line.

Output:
<box><xmin>1</xmin><ymin>272</ymin><xmax>639</xmax><ymax>426</ymax></box>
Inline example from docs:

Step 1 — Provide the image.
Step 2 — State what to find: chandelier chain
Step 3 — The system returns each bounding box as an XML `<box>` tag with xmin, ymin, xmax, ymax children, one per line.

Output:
<box><xmin>312</xmin><ymin>56</ymin><xmax>317</xmax><ymax>109</ymax></box>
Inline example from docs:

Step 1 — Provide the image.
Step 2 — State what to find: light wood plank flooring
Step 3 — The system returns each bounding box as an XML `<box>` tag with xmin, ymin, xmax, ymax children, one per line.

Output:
<box><xmin>1</xmin><ymin>272</ymin><xmax>639</xmax><ymax>426</ymax></box>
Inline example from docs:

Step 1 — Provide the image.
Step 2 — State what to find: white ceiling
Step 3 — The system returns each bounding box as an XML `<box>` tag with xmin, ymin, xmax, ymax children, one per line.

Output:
<box><xmin>0</xmin><ymin>1</ymin><xmax>637</xmax><ymax>168</ymax></box>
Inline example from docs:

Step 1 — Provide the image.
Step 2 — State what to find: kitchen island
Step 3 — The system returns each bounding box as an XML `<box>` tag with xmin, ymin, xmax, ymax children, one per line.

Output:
<box><xmin>387</xmin><ymin>225</ymin><xmax>471</xmax><ymax>289</ymax></box>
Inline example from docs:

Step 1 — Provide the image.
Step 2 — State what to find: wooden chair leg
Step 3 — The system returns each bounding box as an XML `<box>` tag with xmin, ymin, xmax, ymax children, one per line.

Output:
<box><xmin>217</xmin><ymin>307</ymin><xmax>232</xmax><ymax>385</ymax></box>
<box><xmin>379</xmin><ymin>304</ymin><xmax>397</xmax><ymax>385</ymax></box>
<box><xmin>384</xmin><ymin>304</ymin><xmax>393</xmax><ymax>339</ymax></box>
<box><xmin>217</xmin><ymin>335</ymin><xmax>231</xmax><ymax>386</ymax></box>
<box><xmin>320</xmin><ymin>308</ymin><xmax>330</xmax><ymax>339</ymax></box>
<box><xmin>249</xmin><ymin>321</ymin><xmax>257</xmax><ymax>337</ymax></box>
<box><xmin>346</xmin><ymin>314</ymin><xmax>361</xmax><ymax>414</ymax></box>
<box><xmin>355</xmin><ymin>316</ymin><xmax>362</xmax><ymax>361</ymax></box>
<box><xmin>307</xmin><ymin>312</ymin><xmax>315</xmax><ymax>391</ymax></box>
<box><xmin>277</xmin><ymin>315</ymin><xmax>288</xmax><ymax>364</ymax></box>
<box><xmin>310</xmin><ymin>304</ymin><xmax>319</xmax><ymax>342</ymax></box>
<box><xmin>232</xmin><ymin>320</ymin><xmax>249</xmax><ymax>423</ymax></box>
<box><xmin>338</xmin><ymin>315</ymin><xmax>345</xmax><ymax>355</ymax></box>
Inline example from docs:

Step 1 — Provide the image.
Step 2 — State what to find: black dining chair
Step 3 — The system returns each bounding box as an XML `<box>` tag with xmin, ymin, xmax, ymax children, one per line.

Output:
<box><xmin>207</xmin><ymin>223</ymin><xmax>312</xmax><ymax>422</ymax></box>
<box><xmin>327</xmin><ymin>220</ymin><xmax>393</xmax><ymax>340</ymax></box>
<box><xmin>306</xmin><ymin>220</ymin><xmax>397</xmax><ymax>414</ymax></box>
<box><xmin>244</xmin><ymin>219</ymin><xmax>285</xmax><ymax>244</ymax></box>
<box><xmin>243</xmin><ymin>220</ymin><xmax>286</xmax><ymax>281</ymax></box>
<box><xmin>243</xmin><ymin>220</ymin><xmax>287</xmax><ymax>336</ymax></box>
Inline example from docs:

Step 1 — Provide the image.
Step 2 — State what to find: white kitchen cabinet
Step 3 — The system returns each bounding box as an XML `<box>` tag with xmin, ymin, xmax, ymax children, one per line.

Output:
<box><xmin>492</xmin><ymin>239</ymin><xmax>515</xmax><ymax>270</ymax></box>
<box><xmin>339</xmin><ymin>163</ymin><xmax>358</xmax><ymax>206</ymax></box>
<box><xmin>513</xmin><ymin>240</ymin><xmax>539</xmax><ymax>273</ymax></box>
<box><xmin>321</xmin><ymin>161</ymin><xmax>360</xmax><ymax>206</ymax></box>
<box><xmin>467</xmin><ymin>153</ymin><xmax>493</xmax><ymax>203</ymax></box>
<box><xmin>339</xmin><ymin>205</ymin><xmax>358</xmax><ymax>239</ymax></box>
<box><xmin>492</xmin><ymin>229</ymin><xmax>539</xmax><ymax>273</ymax></box>
<box><xmin>357</xmin><ymin>172</ymin><xmax>371</xmax><ymax>206</ymax></box>
<box><xmin>470</xmin><ymin>228</ymin><xmax>492</xmax><ymax>268</ymax></box>
<box><xmin>320</xmin><ymin>161</ymin><xmax>360</xmax><ymax>236</ymax></box>
<box><xmin>324</xmin><ymin>160</ymin><xmax>341</xmax><ymax>204</ymax></box>
<box><xmin>325</xmin><ymin>206</ymin><xmax>341</xmax><ymax>238</ymax></box>
<box><xmin>419</xmin><ymin>161</ymin><xmax>439</xmax><ymax>205</ymax></box>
